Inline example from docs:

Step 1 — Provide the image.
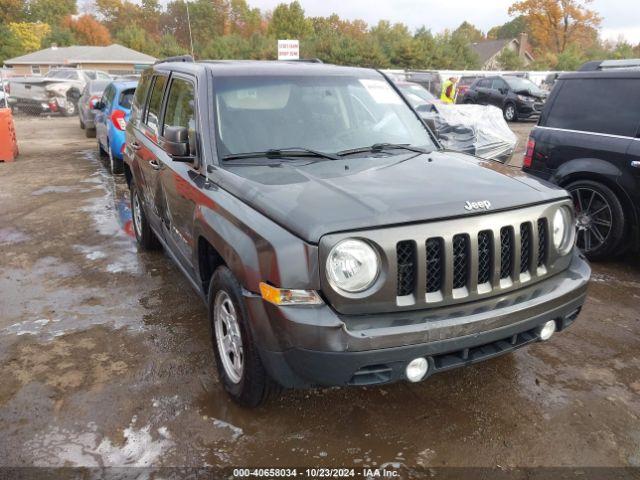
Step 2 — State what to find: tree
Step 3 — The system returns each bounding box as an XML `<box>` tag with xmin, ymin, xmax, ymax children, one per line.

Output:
<box><xmin>509</xmin><ymin>0</ymin><xmax>601</xmax><ymax>54</ymax></box>
<box><xmin>496</xmin><ymin>47</ymin><xmax>525</xmax><ymax>69</ymax></box>
<box><xmin>65</xmin><ymin>14</ymin><xmax>111</xmax><ymax>46</ymax></box>
<box><xmin>487</xmin><ymin>16</ymin><xmax>529</xmax><ymax>40</ymax></box>
<box><xmin>453</xmin><ymin>21</ymin><xmax>484</xmax><ymax>43</ymax></box>
<box><xmin>115</xmin><ymin>25</ymin><xmax>158</xmax><ymax>55</ymax></box>
<box><xmin>0</xmin><ymin>0</ymin><xmax>25</xmax><ymax>23</ymax></box>
<box><xmin>8</xmin><ymin>22</ymin><xmax>51</xmax><ymax>53</ymax></box>
<box><xmin>268</xmin><ymin>1</ymin><xmax>312</xmax><ymax>39</ymax></box>
<box><xmin>0</xmin><ymin>23</ymin><xmax>25</xmax><ymax>63</ymax></box>
<box><xmin>28</xmin><ymin>0</ymin><xmax>77</xmax><ymax>24</ymax></box>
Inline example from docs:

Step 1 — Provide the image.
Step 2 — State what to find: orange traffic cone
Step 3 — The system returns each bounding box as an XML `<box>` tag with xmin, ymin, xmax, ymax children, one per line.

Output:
<box><xmin>0</xmin><ymin>108</ymin><xmax>19</xmax><ymax>162</ymax></box>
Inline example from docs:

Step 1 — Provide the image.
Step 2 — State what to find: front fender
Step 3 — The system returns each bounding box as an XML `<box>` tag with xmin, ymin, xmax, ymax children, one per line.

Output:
<box><xmin>193</xmin><ymin>186</ymin><xmax>320</xmax><ymax>295</ymax></box>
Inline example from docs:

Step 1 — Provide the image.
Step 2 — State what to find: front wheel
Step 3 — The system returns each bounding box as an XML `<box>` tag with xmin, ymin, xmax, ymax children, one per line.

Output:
<box><xmin>62</xmin><ymin>99</ymin><xmax>77</xmax><ymax>117</ymax></box>
<box><xmin>130</xmin><ymin>180</ymin><xmax>161</xmax><ymax>251</ymax></box>
<box><xmin>567</xmin><ymin>180</ymin><xmax>626</xmax><ymax>260</ymax></box>
<box><xmin>209</xmin><ymin>266</ymin><xmax>279</xmax><ymax>407</ymax></box>
<box><xmin>503</xmin><ymin>103</ymin><xmax>517</xmax><ymax>122</ymax></box>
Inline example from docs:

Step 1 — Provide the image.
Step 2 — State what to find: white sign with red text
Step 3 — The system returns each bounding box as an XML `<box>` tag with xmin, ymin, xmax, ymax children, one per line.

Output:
<box><xmin>278</xmin><ymin>40</ymin><xmax>299</xmax><ymax>60</ymax></box>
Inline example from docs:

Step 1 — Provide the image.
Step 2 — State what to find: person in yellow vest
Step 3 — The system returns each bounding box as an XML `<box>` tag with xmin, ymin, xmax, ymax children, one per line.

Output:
<box><xmin>440</xmin><ymin>76</ymin><xmax>459</xmax><ymax>104</ymax></box>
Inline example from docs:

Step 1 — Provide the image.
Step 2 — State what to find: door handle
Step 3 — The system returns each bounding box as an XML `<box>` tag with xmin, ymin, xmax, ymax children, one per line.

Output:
<box><xmin>130</xmin><ymin>141</ymin><xmax>141</xmax><ymax>151</ymax></box>
<box><xmin>149</xmin><ymin>159</ymin><xmax>161</xmax><ymax>170</ymax></box>
<box><xmin>632</xmin><ymin>161</ymin><xmax>640</xmax><ymax>169</ymax></box>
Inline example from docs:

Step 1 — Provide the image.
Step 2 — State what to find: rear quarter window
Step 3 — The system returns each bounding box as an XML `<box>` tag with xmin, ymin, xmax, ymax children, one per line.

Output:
<box><xmin>131</xmin><ymin>72</ymin><xmax>153</xmax><ymax>125</ymax></box>
<box><xmin>544</xmin><ymin>78</ymin><xmax>640</xmax><ymax>137</ymax></box>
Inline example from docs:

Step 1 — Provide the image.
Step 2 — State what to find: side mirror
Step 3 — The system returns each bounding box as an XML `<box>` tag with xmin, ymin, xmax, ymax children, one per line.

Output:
<box><xmin>92</xmin><ymin>101</ymin><xmax>104</xmax><ymax>110</ymax></box>
<box><xmin>160</xmin><ymin>126</ymin><xmax>194</xmax><ymax>162</ymax></box>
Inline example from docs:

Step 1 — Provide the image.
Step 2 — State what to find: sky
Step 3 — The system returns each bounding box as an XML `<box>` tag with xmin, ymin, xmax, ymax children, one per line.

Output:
<box><xmin>248</xmin><ymin>0</ymin><xmax>640</xmax><ymax>44</ymax></box>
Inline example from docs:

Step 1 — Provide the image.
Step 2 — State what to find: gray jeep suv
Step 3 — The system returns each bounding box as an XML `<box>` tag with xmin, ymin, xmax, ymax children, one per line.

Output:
<box><xmin>124</xmin><ymin>59</ymin><xmax>590</xmax><ymax>407</ymax></box>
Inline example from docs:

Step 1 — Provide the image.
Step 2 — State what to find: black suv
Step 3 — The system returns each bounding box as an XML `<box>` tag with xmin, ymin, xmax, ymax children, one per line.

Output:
<box><xmin>523</xmin><ymin>70</ymin><xmax>640</xmax><ymax>260</ymax></box>
<box><xmin>124</xmin><ymin>59</ymin><xmax>589</xmax><ymax>406</ymax></box>
<box><xmin>462</xmin><ymin>75</ymin><xmax>547</xmax><ymax>121</ymax></box>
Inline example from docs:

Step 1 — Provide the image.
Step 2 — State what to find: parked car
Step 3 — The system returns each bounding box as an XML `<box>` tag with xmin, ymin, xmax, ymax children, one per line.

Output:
<box><xmin>8</xmin><ymin>68</ymin><xmax>111</xmax><ymax>116</ymax></box>
<box><xmin>124</xmin><ymin>59</ymin><xmax>589</xmax><ymax>407</ymax></box>
<box><xmin>461</xmin><ymin>75</ymin><xmax>547</xmax><ymax>122</ymax></box>
<box><xmin>78</xmin><ymin>79</ymin><xmax>111</xmax><ymax>137</ymax></box>
<box><xmin>522</xmin><ymin>70</ymin><xmax>640</xmax><ymax>260</ymax></box>
<box><xmin>394</xmin><ymin>81</ymin><xmax>441</xmax><ymax>112</ymax></box>
<box><xmin>405</xmin><ymin>70</ymin><xmax>443</xmax><ymax>97</ymax></box>
<box><xmin>455</xmin><ymin>75</ymin><xmax>483</xmax><ymax>103</ymax></box>
<box><xmin>95</xmin><ymin>81</ymin><xmax>138</xmax><ymax>174</ymax></box>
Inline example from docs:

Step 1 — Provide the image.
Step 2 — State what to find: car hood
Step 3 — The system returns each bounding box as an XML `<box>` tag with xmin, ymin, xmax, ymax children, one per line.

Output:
<box><xmin>218</xmin><ymin>151</ymin><xmax>568</xmax><ymax>243</ymax></box>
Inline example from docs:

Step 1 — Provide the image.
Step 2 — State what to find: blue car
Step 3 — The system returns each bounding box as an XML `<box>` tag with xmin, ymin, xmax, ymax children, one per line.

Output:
<box><xmin>95</xmin><ymin>81</ymin><xmax>138</xmax><ymax>174</ymax></box>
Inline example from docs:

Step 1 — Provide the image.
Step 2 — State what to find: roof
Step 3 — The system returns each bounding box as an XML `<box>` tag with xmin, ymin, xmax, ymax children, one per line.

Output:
<box><xmin>155</xmin><ymin>60</ymin><xmax>381</xmax><ymax>78</ymax></box>
<box><xmin>4</xmin><ymin>44</ymin><xmax>156</xmax><ymax>65</ymax></box>
<box><xmin>559</xmin><ymin>70</ymin><xmax>640</xmax><ymax>80</ymax></box>
<box><xmin>470</xmin><ymin>39</ymin><xmax>511</xmax><ymax>65</ymax></box>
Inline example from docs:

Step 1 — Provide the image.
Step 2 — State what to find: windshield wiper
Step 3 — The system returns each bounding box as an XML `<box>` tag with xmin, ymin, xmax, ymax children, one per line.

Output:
<box><xmin>223</xmin><ymin>147</ymin><xmax>339</xmax><ymax>161</ymax></box>
<box><xmin>337</xmin><ymin>143</ymin><xmax>430</xmax><ymax>157</ymax></box>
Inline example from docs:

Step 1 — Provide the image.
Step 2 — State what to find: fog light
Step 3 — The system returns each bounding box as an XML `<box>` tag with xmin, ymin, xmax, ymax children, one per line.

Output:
<box><xmin>539</xmin><ymin>320</ymin><xmax>556</xmax><ymax>341</ymax></box>
<box><xmin>405</xmin><ymin>357</ymin><xmax>428</xmax><ymax>382</ymax></box>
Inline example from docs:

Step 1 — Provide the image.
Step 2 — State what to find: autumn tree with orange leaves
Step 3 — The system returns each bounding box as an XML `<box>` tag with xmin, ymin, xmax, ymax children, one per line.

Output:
<box><xmin>63</xmin><ymin>14</ymin><xmax>111</xmax><ymax>46</ymax></box>
<box><xmin>509</xmin><ymin>0</ymin><xmax>601</xmax><ymax>54</ymax></box>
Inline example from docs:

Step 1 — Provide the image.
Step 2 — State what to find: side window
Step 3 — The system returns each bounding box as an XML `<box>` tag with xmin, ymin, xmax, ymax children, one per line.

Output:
<box><xmin>492</xmin><ymin>79</ymin><xmax>507</xmax><ymax>91</ymax></box>
<box><xmin>144</xmin><ymin>75</ymin><xmax>168</xmax><ymax>138</ymax></box>
<box><xmin>478</xmin><ymin>79</ymin><xmax>491</xmax><ymax>88</ymax></box>
<box><xmin>132</xmin><ymin>72</ymin><xmax>152</xmax><ymax>124</ymax></box>
<box><xmin>162</xmin><ymin>78</ymin><xmax>197</xmax><ymax>154</ymax></box>
<box><xmin>545</xmin><ymin>79</ymin><xmax>640</xmax><ymax>137</ymax></box>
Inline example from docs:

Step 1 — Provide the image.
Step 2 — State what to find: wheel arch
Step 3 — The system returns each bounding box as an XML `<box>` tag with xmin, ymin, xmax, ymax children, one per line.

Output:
<box><xmin>556</xmin><ymin>167</ymin><xmax>638</xmax><ymax>230</ymax></box>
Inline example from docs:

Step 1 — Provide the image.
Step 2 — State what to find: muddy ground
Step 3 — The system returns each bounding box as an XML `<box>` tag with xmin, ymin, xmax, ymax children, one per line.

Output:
<box><xmin>1</xmin><ymin>117</ymin><xmax>639</xmax><ymax>471</ymax></box>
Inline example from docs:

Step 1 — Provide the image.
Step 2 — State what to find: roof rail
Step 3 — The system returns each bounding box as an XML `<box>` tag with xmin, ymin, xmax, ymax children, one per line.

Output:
<box><xmin>579</xmin><ymin>59</ymin><xmax>640</xmax><ymax>71</ymax></box>
<box><xmin>154</xmin><ymin>55</ymin><xmax>194</xmax><ymax>65</ymax></box>
<box><xmin>288</xmin><ymin>58</ymin><xmax>323</xmax><ymax>63</ymax></box>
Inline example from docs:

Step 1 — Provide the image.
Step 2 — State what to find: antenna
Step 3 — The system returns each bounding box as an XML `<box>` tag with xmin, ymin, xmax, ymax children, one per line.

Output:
<box><xmin>185</xmin><ymin>0</ymin><xmax>195</xmax><ymax>60</ymax></box>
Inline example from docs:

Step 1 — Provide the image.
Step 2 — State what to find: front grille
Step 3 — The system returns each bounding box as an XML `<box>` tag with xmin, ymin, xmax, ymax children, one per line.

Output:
<box><xmin>500</xmin><ymin>227</ymin><xmax>513</xmax><ymax>279</ymax></box>
<box><xmin>394</xmin><ymin>213</ymin><xmax>552</xmax><ymax>305</ymax></box>
<box><xmin>520</xmin><ymin>222</ymin><xmax>531</xmax><ymax>273</ymax></box>
<box><xmin>396</xmin><ymin>241</ymin><xmax>416</xmax><ymax>296</ymax></box>
<box><xmin>426</xmin><ymin>238</ymin><xmax>443</xmax><ymax>293</ymax></box>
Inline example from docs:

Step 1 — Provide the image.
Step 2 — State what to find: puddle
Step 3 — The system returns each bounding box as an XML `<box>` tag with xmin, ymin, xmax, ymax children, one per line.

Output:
<box><xmin>26</xmin><ymin>418</ymin><xmax>174</xmax><ymax>467</ymax></box>
<box><xmin>31</xmin><ymin>185</ymin><xmax>77</xmax><ymax>196</ymax></box>
<box><xmin>0</xmin><ymin>227</ymin><xmax>29</xmax><ymax>245</ymax></box>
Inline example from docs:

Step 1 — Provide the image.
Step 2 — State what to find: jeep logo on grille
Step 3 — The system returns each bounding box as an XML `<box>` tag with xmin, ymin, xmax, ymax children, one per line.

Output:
<box><xmin>464</xmin><ymin>200</ymin><xmax>492</xmax><ymax>211</ymax></box>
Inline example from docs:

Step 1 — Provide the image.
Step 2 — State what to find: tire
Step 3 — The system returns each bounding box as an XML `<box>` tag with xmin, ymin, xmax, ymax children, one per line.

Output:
<box><xmin>79</xmin><ymin>117</ymin><xmax>85</xmax><ymax>129</ymax></box>
<box><xmin>98</xmin><ymin>140</ymin><xmax>107</xmax><ymax>157</ymax></box>
<box><xmin>566</xmin><ymin>179</ymin><xmax>626</xmax><ymax>261</ymax></box>
<box><xmin>85</xmin><ymin>127</ymin><xmax>96</xmax><ymax>138</ymax></box>
<box><xmin>130</xmin><ymin>179</ymin><xmax>161</xmax><ymax>251</ymax></box>
<box><xmin>503</xmin><ymin>103</ymin><xmax>517</xmax><ymax>122</ymax></box>
<box><xmin>208</xmin><ymin>266</ymin><xmax>280</xmax><ymax>407</ymax></box>
<box><xmin>108</xmin><ymin>143</ymin><xmax>123</xmax><ymax>174</ymax></box>
<box><xmin>62</xmin><ymin>99</ymin><xmax>77</xmax><ymax>117</ymax></box>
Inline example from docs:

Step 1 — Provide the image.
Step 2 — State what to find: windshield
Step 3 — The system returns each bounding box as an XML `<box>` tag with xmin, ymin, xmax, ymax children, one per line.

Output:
<box><xmin>398</xmin><ymin>84</ymin><xmax>436</xmax><ymax>103</ymax></box>
<box><xmin>213</xmin><ymin>74</ymin><xmax>435</xmax><ymax>158</ymax></box>
<box><xmin>504</xmin><ymin>76</ymin><xmax>542</xmax><ymax>95</ymax></box>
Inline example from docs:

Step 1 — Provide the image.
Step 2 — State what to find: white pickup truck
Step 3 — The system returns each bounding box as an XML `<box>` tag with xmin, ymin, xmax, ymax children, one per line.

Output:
<box><xmin>8</xmin><ymin>68</ymin><xmax>111</xmax><ymax>116</ymax></box>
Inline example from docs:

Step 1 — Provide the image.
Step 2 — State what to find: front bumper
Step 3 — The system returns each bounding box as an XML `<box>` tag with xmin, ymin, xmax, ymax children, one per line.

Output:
<box><xmin>246</xmin><ymin>250</ymin><xmax>590</xmax><ymax>388</ymax></box>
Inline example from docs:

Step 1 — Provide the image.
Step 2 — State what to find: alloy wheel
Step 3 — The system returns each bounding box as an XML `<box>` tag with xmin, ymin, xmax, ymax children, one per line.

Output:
<box><xmin>132</xmin><ymin>191</ymin><xmax>143</xmax><ymax>239</ymax></box>
<box><xmin>214</xmin><ymin>291</ymin><xmax>244</xmax><ymax>384</ymax></box>
<box><xmin>505</xmin><ymin>105</ymin><xmax>515</xmax><ymax>121</ymax></box>
<box><xmin>570</xmin><ymin>186</ymin><xmax>613</xmax><ymax>253</ymax></box>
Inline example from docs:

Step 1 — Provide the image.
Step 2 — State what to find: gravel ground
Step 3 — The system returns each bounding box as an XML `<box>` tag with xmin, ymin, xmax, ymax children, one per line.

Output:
<box><xmin>0</xmin><ymin>117</ymin><xmax>639</xmax><ymax>474</ymax></box>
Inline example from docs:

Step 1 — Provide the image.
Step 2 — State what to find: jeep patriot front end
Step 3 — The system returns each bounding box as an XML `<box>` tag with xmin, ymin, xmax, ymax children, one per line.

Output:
<box><xmin>124</xmin><ymin>60</ymin><xmax>590</xmax><ymax>406</ymax></box>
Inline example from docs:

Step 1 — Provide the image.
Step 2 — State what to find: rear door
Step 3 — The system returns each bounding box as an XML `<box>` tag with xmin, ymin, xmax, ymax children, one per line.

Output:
<box><xmin>475</xmin><ymin>78</ymin><xmax>492</xmax><ymax>104</ymax></box>
<box><xmin>96</xmin><ymin>84</ymin><xmax>115</xmax><ymax>150</ymax></box>
<box><xmin>155</xmin><ymin>75</ymin><xmax>200</xmax><ymax>274</ymax></box>
<box><xmin>134</xmin><ymin>74</ymin><xmax>169</xmax><ymax>234</ymax></box>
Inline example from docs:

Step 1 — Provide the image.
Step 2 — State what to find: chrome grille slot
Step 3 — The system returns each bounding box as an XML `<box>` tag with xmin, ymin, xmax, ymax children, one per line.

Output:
<box><xmin>396</xmin><ymin>241</ymin><xmax>416</xmax><ymax>296</ymax></box>
<box><xmin>537</xmin><ymin>218</ymin><xmax>547</xmax><ymax>267</ymax></box>
<box><xmin>500</xmin><ymin>226</ymin><xmax>514</xmax><ymax>279</ymax></box>
<box><xmin>520</xmin><ymin>222</ymin><xmax>531</xmax><ymax>274</ymax></box>
<box><xmin>477</xmin><ymin>230</ymin><xmax>492</xmax><ymax>285</ymax></box>
<box><xmin>452</xmin><ymin>234</ymin><xmax>469</xmax><ymax>289</ymax></box>
<box><xmin>425</xmin><ymin>238</ymin><xmax>443</xmax><ymax>293</ymax></box>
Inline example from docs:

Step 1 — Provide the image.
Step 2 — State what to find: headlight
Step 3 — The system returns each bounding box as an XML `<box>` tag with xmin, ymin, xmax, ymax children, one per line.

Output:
<box><xmin>517</xmin><ymin>94</ymin><xmax>533</xmax><ymax>103</ymax></box>
<box><xmin>552</xmin><ymin>206</ymin><xmax>575</xmax><ymax>255</ymax></box>
<box><xmin>326</xmin><ymin>239</ymin><xmax>380</xmax><ymax>293</ymax></box>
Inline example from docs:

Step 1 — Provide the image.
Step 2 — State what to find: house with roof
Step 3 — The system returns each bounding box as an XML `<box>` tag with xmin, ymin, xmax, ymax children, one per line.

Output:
<box><xmin>3</xmin><ymin>44</ymin><xmax>156</xmax><ymax>76</ymax></box>
<box><xmin>470</xmin><ymin>33</ymin><xmax>534</xmax><ymax>70</ymax></box>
